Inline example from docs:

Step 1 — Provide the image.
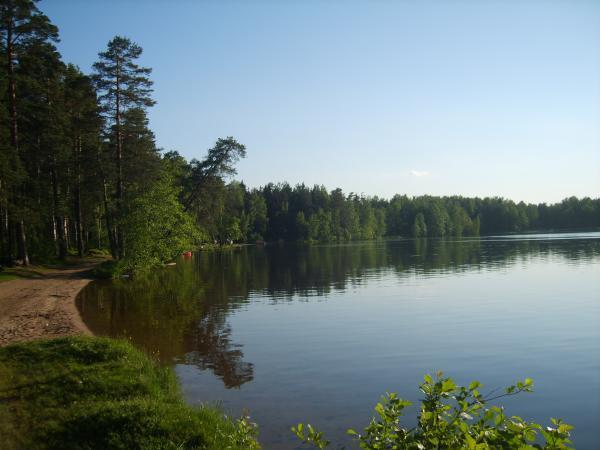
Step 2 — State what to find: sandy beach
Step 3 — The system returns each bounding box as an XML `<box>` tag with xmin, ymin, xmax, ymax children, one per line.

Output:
<box><xmin>0</xmin><ymin>263</ymin><xmax>97</xmax><ymax>347</ymax></box>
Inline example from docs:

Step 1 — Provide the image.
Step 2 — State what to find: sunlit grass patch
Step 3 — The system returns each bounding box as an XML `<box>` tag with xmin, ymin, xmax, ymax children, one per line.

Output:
<box><xmin>0</xmin><ymin>336</ymin><xmax>259</xmax><ymax>449</ymax></box>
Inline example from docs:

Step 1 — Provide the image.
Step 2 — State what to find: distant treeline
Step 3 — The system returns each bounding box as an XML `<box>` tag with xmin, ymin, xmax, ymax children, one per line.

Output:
<box><xmin>0</xmin><ymin>1</ymin><xmax>598</xmax><ymax>268</ymax></box>
<box><xmin>186</xmin><ymin>180</ymin><xmax>600</xmax><ymax>243</ymax></box>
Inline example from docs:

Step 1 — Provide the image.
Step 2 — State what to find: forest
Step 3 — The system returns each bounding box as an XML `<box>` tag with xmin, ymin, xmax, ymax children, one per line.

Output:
<box><xmin>1</xmin><ymin>0</ymin><xmax>599</xmax><ymax>271</ymax></box>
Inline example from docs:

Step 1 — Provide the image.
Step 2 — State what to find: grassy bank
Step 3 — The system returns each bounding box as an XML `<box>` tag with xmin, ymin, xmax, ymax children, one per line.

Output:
<box><xmin>0</xmin><ymin>255</ymin><xmax>109</xmax><ymax>283</ymax></box>
<box><xmin>0</xmin><ymin>265</ymin><xmax>48</xmax><ymax>282</ymax></box>
<box><xmin>0</xmin><ymin>336</ymin><xmax>260</xmax><ymax>449</ymax></box>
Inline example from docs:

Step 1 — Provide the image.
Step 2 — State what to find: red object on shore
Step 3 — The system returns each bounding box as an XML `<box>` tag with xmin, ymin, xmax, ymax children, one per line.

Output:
<box><xmin>182</xmin><ymin>251</ymin><xmax>193</xmax><ymax>257</ymax></box>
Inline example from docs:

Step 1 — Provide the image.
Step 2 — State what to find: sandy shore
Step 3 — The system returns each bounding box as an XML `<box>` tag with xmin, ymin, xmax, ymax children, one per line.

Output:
<box><xmin>0</xmin><ymin>263</ymin><xmax>99</xmax><ymax>347</ymax></box>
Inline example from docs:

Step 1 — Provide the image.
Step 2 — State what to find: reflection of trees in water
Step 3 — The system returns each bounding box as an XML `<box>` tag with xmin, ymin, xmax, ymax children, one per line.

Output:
<box><xmin>180</xmin><ymin>313</ymin><xmax>253</xmax><ymax>388</ymax></box>
<box><xmin>77</xmin><ymin>262</ymin><xmax>255</xmax><ymax>389</ymax></box>
<box><xmin>204</xmin><ymin>238</ymin><xmax>599</xmax><ymax>299</ymax></box>
<box><xmin>78</xmin><ymin>237</ymin><xmax>600</xmax><ymax>389</ymax></box>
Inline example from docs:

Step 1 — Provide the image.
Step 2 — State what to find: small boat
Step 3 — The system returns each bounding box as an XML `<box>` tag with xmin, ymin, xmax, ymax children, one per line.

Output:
<box><xmin>182</xmin><ymin>251</ymin><xmax>193</xmax><ymax>257</ymax></box>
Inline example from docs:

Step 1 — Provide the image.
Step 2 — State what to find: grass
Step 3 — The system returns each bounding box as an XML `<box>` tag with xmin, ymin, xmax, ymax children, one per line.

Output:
<box><xmin>0</xmin><ymin>272</ymin><xmax>20</xmax><ymax>282</ymax></box>
<box><xmin>0</xmin><ymin>336</ymin><xmax>260</xmax><ymax>449</ymax></box>
<box><xmin>0</xmin><ymin>266</ymin><xmax>47</xmax><ymax>282</ymax></box>
<box><xmin>0</xmin><ymin>255</ymin><xmax>110</xmax><ymax>283</ymax></box>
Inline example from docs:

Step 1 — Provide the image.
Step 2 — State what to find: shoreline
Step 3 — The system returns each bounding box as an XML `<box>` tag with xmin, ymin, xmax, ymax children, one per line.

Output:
<box><xmin>0</xmin><ymin>262</ymin><xmax>99</xmax><ymax>347</ymax></box>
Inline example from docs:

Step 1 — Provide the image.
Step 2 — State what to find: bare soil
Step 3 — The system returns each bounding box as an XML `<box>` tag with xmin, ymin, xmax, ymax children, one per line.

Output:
<box><xmin>0</xmin><ymin>262</ymin><xmax>100</xmax><ymax>347</ymax></box>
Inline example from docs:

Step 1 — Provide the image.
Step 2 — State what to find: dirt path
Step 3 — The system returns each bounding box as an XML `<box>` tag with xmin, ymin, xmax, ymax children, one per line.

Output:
<box><xmin>0</xmin><ymin>263</ymin><xmax>99</xmax><ymax>347</ymax></box>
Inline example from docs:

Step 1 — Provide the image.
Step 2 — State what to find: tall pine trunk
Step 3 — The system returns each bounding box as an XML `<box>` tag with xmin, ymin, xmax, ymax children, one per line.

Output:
<box><xmin>6</xmin><ymin>19</ymin><xmax>29</xmax><ymax>265</ymax></box>
<box><xmin>0</xmin><ymin>202</ymin><xmax>8</xmax><ymax>263</ymax></box>
<box><xmin>16</xmin><ymin>220</ymin><xmax>28</xmax><ymax>265</ymax></box>
<box><xmin>115</xmin><ymin>62</ymin><xmax>124</xmax><ymax>258</ymax></box>
<box><xmin>51</xmin><ymin>162</ymin><xmax>67</xmax><ymax>260</ymax></box>
<box><xmin>0</xmin><ymin>182</ymin><xmax>8</xmax><ymax>263</ymax></box>
<box><xmin>102</xmin><ymin>178</ymin><xmax>117</xmax><ymax>259</ymax></box>
<box><xmin>97</xmin><ymin>142</ymin><xmax>117</xmax><ymax>259</ymax></box>
<box><xmin>74</xmin><ymin>136</ymin><xmax>84</xmax><ymax>257</ymax></box>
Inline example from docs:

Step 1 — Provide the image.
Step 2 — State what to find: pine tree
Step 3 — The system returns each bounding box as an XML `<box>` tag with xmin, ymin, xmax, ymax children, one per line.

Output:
<box><xmin>92</xmin><ymin>35</ymin><xmax>154</xmax><ymax>258</ymax></box>
<box><xmin>18</xmin><ymin>42</ymin><xmax>69</xmax><ymax>259</ymax></box>
<box><xmin>0</xmin><ymin>0</ymin><xmax>58</xmax><ymax>264</ymax></box>
<box><xmin>184</xmin><ymin>137</ymin><xmax>247</xmax><ymax>211</ymax></box>
<box><xmin>64</xmin><ymin>64</ymin><xmax>101</xmax><ymax>257</ymax></box>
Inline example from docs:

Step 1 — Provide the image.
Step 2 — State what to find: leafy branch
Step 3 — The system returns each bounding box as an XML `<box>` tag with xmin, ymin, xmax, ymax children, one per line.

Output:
<box><xmin>293</xmin><ymin>372</ymin><xmax>574</xmax><ymax>449</ymax></box>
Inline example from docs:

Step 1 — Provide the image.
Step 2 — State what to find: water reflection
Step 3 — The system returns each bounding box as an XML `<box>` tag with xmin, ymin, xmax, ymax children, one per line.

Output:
<box><xmin>78</xmin><ymin>260</ymin><xmax>255</xmax><ymax>388</ymax></box>
<box><xmin>77</xmin><ymin>235</ymin><xmax>600</xmax><ymax>390</ymax></box>
<box><xmin>181</xmin><ymin>314</ymin><xmax>254</xmax><ymax>388</ymax></box>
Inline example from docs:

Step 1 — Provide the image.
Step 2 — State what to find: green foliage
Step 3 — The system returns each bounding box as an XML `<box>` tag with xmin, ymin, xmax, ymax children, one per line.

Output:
<box><xmin>425</xmin><ymin>202</ymin><xmax>450</xmax><ymax>237</ymax></box>
<box><xmin>184</xmin><ymin>137</ymin><xmax>247</xmax><ymax>212</ymax></box>
<box><xmin>92</xmin><ymin>35</ymin><xmax>155</xmax><ymax>112</ymax></box>
<box><xmin>247</xmin><ymin>191</ymin><xmax>268</xmax><ymax>240</ymax></box>
<box><xmin>293</xmin><ymin>372</ymin><xmax>573</xmax><ymax>449</ymax></box>
<box><xmin>0</xmin><ymin>336</ymin><xmax>260</xmax><ymax>450</ymax></box>
<box><xmin>292</xmin><ymin>423</ymin><xmax>330</xmax><ymax>449</ymax></box>
<box><xmin>412</xmin><ymin>212</ymin><xmax>427</xmax><ymax>238</ymax></box>
<box><xmin>309</xmin><ymin>209</ymin><xmax>333</xmax><ymax>242</ymax></box>
<box><xmin>295</xmin><ymin>211</ymin><xmax>310</xmax><ymax>240</ymax></box>
<box><xmin>92</xmin><ymin>259</ymin><xmax>120</xmax><ymax>279</ymax></box>
<box><xmin>220</xmin><ymin>216</ymin><xmax>243</xmax><ymax>243</ymax></box>
<box><xmin>119</xmin><ymin>174</ymin><xmax>202</xmax><ymax>273</ymax></box>
<box><xmin>87</xmin><ymin>248</ymin><xmax>112</xmax><ymax>257</ymax></box>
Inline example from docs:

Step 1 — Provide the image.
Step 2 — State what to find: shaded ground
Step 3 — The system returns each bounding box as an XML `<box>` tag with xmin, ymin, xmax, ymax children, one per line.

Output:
<box><xmin>0</xmin><ymin>261</ymin><xmax>101</xmax><ymax>346</ymax></box>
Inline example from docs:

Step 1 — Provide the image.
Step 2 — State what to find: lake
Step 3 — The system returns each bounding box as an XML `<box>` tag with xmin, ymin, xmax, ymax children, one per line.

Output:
<box><xmin>77</xmin><ymin>232</ymin><xmax>600</xmax><ymax>449</ymax></box>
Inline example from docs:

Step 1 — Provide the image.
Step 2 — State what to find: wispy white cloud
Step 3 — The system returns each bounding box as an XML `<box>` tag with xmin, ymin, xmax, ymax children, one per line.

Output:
<box><xmin>410</xmin><ymin>170</ymin><xmax>430</xmax><ymax>177</ymax></box>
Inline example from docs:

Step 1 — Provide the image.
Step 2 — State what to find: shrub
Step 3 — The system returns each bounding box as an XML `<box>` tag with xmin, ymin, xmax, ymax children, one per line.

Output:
<box><xmin>293</xmin><ymin>371</ymin><xmax>573</xmax><ymax>449</ymax></box>
<box><xmin>92</xmin><ymin>259</ymin><xmax>121</xmax><ymax>279</ymax></box>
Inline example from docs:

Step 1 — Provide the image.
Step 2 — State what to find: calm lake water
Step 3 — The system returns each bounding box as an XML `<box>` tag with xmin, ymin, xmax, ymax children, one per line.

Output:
<box><xmin>77</xmin><ymin>232</ymin><xmax>600</xmax><ymax>449</ymax></box>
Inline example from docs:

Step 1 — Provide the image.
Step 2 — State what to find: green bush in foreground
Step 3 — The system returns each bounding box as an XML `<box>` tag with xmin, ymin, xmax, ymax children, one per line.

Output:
<box><xmin>293</xmin><ymin>371</ymin><xmax>573</xmax><ymax>449</ymax></box>
<box><xmin>0</xmin><ymin>336</ymin><xmax>259</xmax><ymax>449</ymax></box>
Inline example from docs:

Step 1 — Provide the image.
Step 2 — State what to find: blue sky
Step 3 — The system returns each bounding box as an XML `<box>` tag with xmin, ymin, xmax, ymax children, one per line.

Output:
<box><xmin>44</xmin><ymin>0</ymin><xmax>599</xmax><ymax>203</ymax></box>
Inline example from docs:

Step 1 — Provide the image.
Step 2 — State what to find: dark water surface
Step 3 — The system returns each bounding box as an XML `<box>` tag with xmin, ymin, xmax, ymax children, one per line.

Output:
<box><xmin>77</xmin><ymin>233</ymin><xmax>600</xmax><ymax>448</ymax></box>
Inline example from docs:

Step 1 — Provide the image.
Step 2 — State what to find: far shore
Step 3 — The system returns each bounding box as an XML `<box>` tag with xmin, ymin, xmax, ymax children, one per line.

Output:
<box><xmin>0</xmin><ymin>261</ymin><xmax>101</xmax><ymax>347</ymax></box>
